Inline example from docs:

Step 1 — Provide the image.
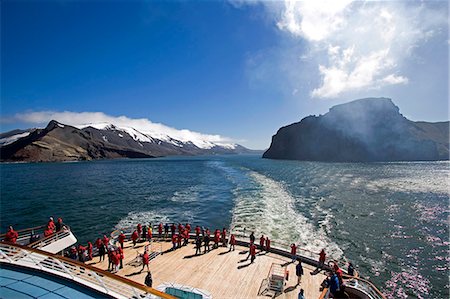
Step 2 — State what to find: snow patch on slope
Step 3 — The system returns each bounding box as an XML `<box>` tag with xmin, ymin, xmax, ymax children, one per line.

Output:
<box><xmin>0</xmin><ymin>132</ymin><xmax>31</xmax><ymax>146</ymax></box>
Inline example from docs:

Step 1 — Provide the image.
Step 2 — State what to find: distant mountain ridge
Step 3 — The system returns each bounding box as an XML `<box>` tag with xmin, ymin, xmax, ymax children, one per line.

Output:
<box><xmin>0</xmin><ymin>120</ymin><xmax>256</xmax><ymax>162</ymax></box>
<box><xmin>263</xmin><ymin>98</ymin><xmax>449</xmax><ymax>162</ymax></box>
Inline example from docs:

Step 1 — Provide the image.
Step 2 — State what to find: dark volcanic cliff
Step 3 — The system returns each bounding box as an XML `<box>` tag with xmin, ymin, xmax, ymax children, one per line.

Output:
<box><xmin>263</xmin><ymin>98</ymin><xmax>449</xmax><ymax>162</ymax></box>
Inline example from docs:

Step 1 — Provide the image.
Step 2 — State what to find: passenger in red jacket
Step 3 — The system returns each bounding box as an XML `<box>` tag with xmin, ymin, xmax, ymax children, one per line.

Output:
<box><xmin>158</xmin><ymin>223</ymin><xmax>163</xmax><ymax>239</ymax></box>
<box><xmin>186</xmin><ymin>223</ymin><xmax>191</xmax><ymax>234</ymax></box>
<box><xmin>87</xmin><ymin>242</ymin><xmax>93</xmax><ymax>260</ymax></box>
<box><xmin>195</xmin><ymin>226</ymin><xmax>201</xmax><ymax>236</ymax></box>
<box><xmin>259</xmin><ymin>235</ymin><xmax>265</xmax><ymax>251</ymax></box>
<box><xmin>249</xmin><ymin>243</ymin><xmax>256</xmax><ymax>263</ymax></box>
<box><xmin>131</xmin><ymin>230</ymin><xmax>139</xmax><ymax>248</ymax></box>
<box><xmin>95</xmin><ymin>238</ymin><xmax>102</xmax><ymax>249</ymax></box>
<box><xmin>266</xmin><ymin>237</ymin><xmax>271</xmax><ymax>251</ymax></box>
<box><xmin>141</xmin><ymin>250</ymin><xmax>149</xmax><ymax>272</ymax></box>
<box><xmin>118</xmin><ymin>231</ymin><xmax>126</xmax><ymax>249</ymax></box>
<box><xmin>319</xmin><ymin>249</ymin><xmax>326</xmax><ymax>267</ymax></box>
<box><xmin>229</xmin><ymin>234</ymin><xmax>236</xmax><ymax>251</ymax></box>
<box><xmin>178</xmin><ymin>223</ymin><xmax>184</xmax><ymax>234</ymax></box>
<box><xmin>118</xmin><ymin>247</ymin><xmax>124</xmax><ymax>269</ymax></box>
<box><xmin>44</xmin><ymin>228</ymin><xmax>53</xmax><ymax>237</ymax></box>
<box><xmin>213</xmin><ymin>231</ymin><xmax>220</xmax><ymax>249</ymax></box>
<box><xmin>47</xmin><ymin>217</ymin><xmax>56</xmax><ymax>231</ymax></box>
<box><xmin>177</xmin><ymin>233</ymin><xmax>182</xmax><ymax>248</ymax></box>
<box><xmin>290</xmin><ymin>243</ymin><xmax>298</xmax><ymax>263</ymax></box>
<box><xmin>102</xmin><ymin>235</ymin><xmax>110</xmax><ymax>247</ymax></box>
<box><xmin>4</xmin><ymin>226</ymin><xmax>19</xmax><ymax>243</ymax></box>
<box><xmin>137</xmin><ymin>224</ymin><xmax>142</xmax><ymax>240</ymax></box>
<box><xmin>171</xmin><ymin>233</ymin><xmax>177</xmax><ymax>250</ymax></box>
<box><xmin>183</xmin><ymin>229</ymin><xmax>189</xmax><ymax>246</ymax></box>
<box><xmin>111</xmin><ymin>250</ymin><xmax>119</xmax><ymax>273</ymax></box>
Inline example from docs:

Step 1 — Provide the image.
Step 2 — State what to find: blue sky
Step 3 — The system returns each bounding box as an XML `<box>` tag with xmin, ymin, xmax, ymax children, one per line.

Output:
<box><xmin>1</xmin><ymin>1</ymin><xmax>448</xmax><ymax>149</ymax></box>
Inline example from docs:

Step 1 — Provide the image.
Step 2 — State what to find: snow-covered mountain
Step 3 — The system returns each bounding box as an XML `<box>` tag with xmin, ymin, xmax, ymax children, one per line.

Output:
<box><xmin>77</xmin><ymin>122</ymin><xmax>237</xmax><ymax>150</ymax></box>
<box><xmin>0</xmin><ymin>120</ymin><xmax>255</xmax><ymax>162</ymax></box>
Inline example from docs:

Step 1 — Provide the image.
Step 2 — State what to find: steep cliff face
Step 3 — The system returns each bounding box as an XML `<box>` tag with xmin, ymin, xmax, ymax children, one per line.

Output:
<box><xmin>263</xmin><ymin>98</ymin><xmax>449</xmax><ymax>162</ymax></box>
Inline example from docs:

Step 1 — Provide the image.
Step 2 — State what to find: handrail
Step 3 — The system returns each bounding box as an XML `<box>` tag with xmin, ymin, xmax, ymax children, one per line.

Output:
<box><xmin>0</xmin><ymin>225</ymin><xmax>46</xmax><ymax>238</ymax></box>
<box><xmin>28</xmin><ymin>228</ymin><xmax>71</xmax><ymax>248</ymax></box>
<box><xmin>318</xmin><ymin>287</ymin><xmax>330</xmax><ymax>299</ymax></box>
<box><xmin>344</xmin><ymin>276</ymin><xmax>386</xmax><ymax>299</ymax></box>
<box><xmin>0</xmin><ymin>242</ymin><xmax>176</xmax><ymax>299</ymax></box>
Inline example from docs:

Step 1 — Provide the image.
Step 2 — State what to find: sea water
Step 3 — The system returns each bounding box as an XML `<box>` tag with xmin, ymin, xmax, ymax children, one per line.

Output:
<box><xmin>1</xmin><ymin>155</ymin><xmax>448</xmax><ymax>298</ymax></box>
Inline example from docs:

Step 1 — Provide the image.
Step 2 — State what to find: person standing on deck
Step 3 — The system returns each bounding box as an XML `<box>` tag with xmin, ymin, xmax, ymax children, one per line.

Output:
<box><xmin>118</xmin><ymin>247</ymin><xmax>124</xmax><ymax>269</ymax></box>
<box><xmin>229</xmin><ymin>234</ymin><xmax>236</xmax><ymax>251</ymax></box>
<box><xmin>47</xmin><ymin>217</ymin><xmax>56</xmax><ymax>231</ymax></box>
<box><xmin>296</xmin><ymin>261</ymin><xmax>304</xmax><ymax>285</ymax></box>
<box><xmin>147</xmin><ymin>225</ymin><xmax>153</xmax><ymax>242</ymax></box>
<box><xmin>249</xmin><ymin>232</ymin><xmax>255</xmax><ymax>244</ymax></box>
<box><xmin>4</xmin><ymin>226</ymin><xmax>18</xmax><ymax>243</ymax></box>
<box><xmin>195</xmin><ymin>225</ymin><xmax>200</xmax><ymax>237</ymax></box>
<box><xmin>158</xmin><ymin>223</ymin><xmax>163</xmax><ymax>239</ymax></box>
<box><xmin>249</xmin><ymin>242</ymin><xmax>256</xmax><ymax>263</ymax></box>
<box><xmin>291</xmin><ymin>243</ymin><xmax>298</xmax><ymax>263</ymax></box>
<box><xmin>298</xmin><ymin>289</ymin><xmax>305</xmax><ymax>299</ymax></box>
<box><xmin>98</xmin><ymin>242</ymin><xmax>106</xmax><ymax>262</ymax></box>
<box><xmin>221</xmin><ymin>228</ymin><xmax>227</xmax><ymax>247</ymax></box>
<box><xmin>141</xmin><ymin>250</ymin><xmax>150</xmax><ymax>272</ymax></box>
<box><xmin>111</xmin><ymin>250</ymin><xmax>119</xmax><ymax>273</ymax></box>
<box><xmin>183</xmin><ymin>228</ymin><xmax>189</xmax><ymax>246</ymax></box>
<box><xmin>164</xmin><ymin>223</ymin><xmax>169</xmax><ymax>238</ymax></box>
<box><xmin>55</xmin><ymin>218</ymin><xmax>64</xmax><ymax>232</ymax></box>
<box><xmin>172</xmin><ymin>233</ymin><xmax>178</xmax><ymax>250</ymax></box>
<box><xmin>178</xmin><ymin>223</ymin><xmax>184</xmax><ymax>235</ymax></box>
<box><xmin>131</xmin><ymin>230</ymin><xmax>139</xmax><ymax>248</ymax></box>
<box><xmin>319</xmin><ymin>249</ymin><xmax>326</xmax><ymax>268</ymax></box>
<box><xmin>204</xmin><ymin>234</ymin><xmax>210</xmax><ymax>253</ymax></box>
<box><xmin>170</xmin><ymin>223</ymin><xmax>176</xmax><ymax>237</ymax></box>
<box><xmin>186</xmin><ymin>223</ymin><xmax>191</xmax><ymax>234</ymax></box>
<box><xmin>347</xmin><ymin>262</ymin><xmax>355</xmax><ymax>276</ymax></box>
<box><xmin>266</xmin><ymin>237</ymin><xmax>271</xmax><ymax>252</ymax></box>
<box><xmin>259</xmin><ymin>235</ymin><xmax>265</xmax><ymax>251</ymax></box>
<box><xmin>137</xmin><ymin>224</ymin><xmax>142</xmax><ymax>241</ymax></box>
<box><xmin>87</xmin><ymin>241</ymin><xmax>93</xmax><ymax>260</ymax></box>
<box><xmin>328</xmin><ymin>271</ymin><xmax>341</xmax><ymax>297</ymax></box>
<box><xmin>177</xmin><ymin>232</ymin><xmax>182</xmax><ymax>248</ymax></box>
<box><xmin>118</xmin><ymin>231</ymin><xmax>126</xmax><ymax>249</ymax></box>
<box><xmin>142</xmin><ymin>224</ymin><xmax>147</xmax><ymax>240</ymax></box>
<box><xmin>213</xmin><ymin>230</ymin><xmax>220</xmax><ymax>249</ymax></box>
<box><xmin>102</xmin><ymin>235</ymin><xmax>109</xmax><ymax>247</ymax></box>
<box><xmin>195</xmin><ymin>236</ymin><xmax>202</xmax><ymax>255</ymax></box>
<box><xmin>145</xmin><ymin>271</ymin><xmax>153</xmax><ymax>287</ymax></box>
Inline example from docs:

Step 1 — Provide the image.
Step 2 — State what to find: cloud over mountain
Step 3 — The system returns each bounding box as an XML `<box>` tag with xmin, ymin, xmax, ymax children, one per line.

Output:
<box><xmin>3</xmin><ymin>111</ymin><xmax>235</xmax><ymax>147</ymax></box>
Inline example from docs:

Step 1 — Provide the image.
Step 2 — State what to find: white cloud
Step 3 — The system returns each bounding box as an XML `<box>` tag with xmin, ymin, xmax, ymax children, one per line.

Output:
<box><xmin>239</xmin><ymin>0</ymin><xmax>447</xmax><ymax>99</ymax></box>
<box><xmin>5</xmin><ymin>111</ymin><xmax>235</xmax><ymax>146</ymax></box>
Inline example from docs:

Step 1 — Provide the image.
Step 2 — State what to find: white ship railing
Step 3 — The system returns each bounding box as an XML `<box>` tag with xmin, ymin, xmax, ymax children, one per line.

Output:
<box><xmin>0</xmin><ymin>242</ymin><xmax>176</xmax><ymax>299</ymax></box>
<box><xmin>1</xmin><ymin>225</ymin><xmax>77</xmax><ymax>253</ymax></box>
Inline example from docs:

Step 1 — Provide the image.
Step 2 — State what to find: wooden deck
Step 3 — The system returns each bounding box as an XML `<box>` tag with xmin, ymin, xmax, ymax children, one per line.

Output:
<box><xmin>89</xmin><ymin>239</ymin><xmax>326</xmax><ymax>299</ymax></box>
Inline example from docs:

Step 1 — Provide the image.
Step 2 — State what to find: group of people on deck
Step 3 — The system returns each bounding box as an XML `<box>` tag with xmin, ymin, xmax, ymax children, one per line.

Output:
<box><xmin>3</xmin><ymin>217</ymin><xmax>66</xmax><ymax>245</ymax></box>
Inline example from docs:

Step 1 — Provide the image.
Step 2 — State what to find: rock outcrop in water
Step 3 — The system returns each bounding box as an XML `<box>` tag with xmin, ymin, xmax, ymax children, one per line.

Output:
<box><xmin>0</xmin><ymin>120</ymin><xmax>256</xmax><ymax>162</ymax></box>
<box><xmin>263</xmin><ymin>98</ymin><xmax>449</xmax><ymax>162</ymax></box>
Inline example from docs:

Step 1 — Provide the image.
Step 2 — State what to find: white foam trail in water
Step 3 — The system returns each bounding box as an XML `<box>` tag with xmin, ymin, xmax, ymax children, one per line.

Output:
<box><xmin>230</xmin><ymin>171</ymin><xmax>343</xmax><ymax>259</ymax></box>
<box><xmin>115</xmin><ymin>209</ymin><xmax>194</xmax><ymax>229</ymax></box>
<box><xmin>170</xmin><ymin>186</ymin><xmax>199</xmax><ymax>203</ymax></box>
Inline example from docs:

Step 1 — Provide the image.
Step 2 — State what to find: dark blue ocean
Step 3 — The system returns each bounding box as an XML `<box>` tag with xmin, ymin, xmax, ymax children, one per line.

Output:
<box><xmin>1</xmin><ymin>155</ymin><xmax>448</xmax><ymax>298</ymax></box>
